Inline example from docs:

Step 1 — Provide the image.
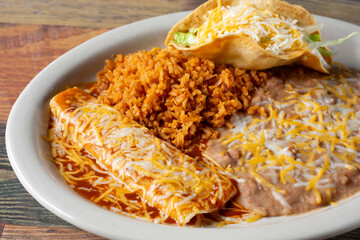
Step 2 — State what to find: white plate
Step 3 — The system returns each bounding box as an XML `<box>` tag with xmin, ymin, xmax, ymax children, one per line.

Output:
<box><xmin>6</xmin><ymin>12</ymin><xmax>360</xmax><ymax>240</ymax></box>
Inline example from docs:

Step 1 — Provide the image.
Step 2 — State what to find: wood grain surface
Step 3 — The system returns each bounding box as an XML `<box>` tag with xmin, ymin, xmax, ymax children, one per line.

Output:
<box><xmin>0</xmin><ymin>224</ymin><xmax>104</xmax><ymax>239</ymax></box>
<box><xmin>0</xmin><ymin>23</ymin><xmax>109</xmax><ymax>238</ymax></box>
<box><xmin>0</xmin><ymin>23</ymin><xmax>108</xmax><ymax>122</ymax></box>
<box><xmin>0</xmin><ymin>0</ymin><xmax>359</xmax><ymax>239</ymax></box>
<box><xmin>0</xmin><ymin>0</ymin><xmax>359</xmax><ymax>28</ymax></box>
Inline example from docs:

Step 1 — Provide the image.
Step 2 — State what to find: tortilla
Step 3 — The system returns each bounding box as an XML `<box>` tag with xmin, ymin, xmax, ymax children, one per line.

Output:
<box><xmin>50</xmin><ymin>87</ymin><xmax>237</xmax><ymax>225</ymax></box>
<box><xmin>165</xmin><ymin>0</ymin><xmax>332</xmax><ymax>73</ymax></box>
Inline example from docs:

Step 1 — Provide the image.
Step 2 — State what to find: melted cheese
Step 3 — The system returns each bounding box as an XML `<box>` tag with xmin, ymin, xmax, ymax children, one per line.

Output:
<box><xmin>49</xmin><ymin>88</ymin><xmax>238</xmax><ymax>226</ymax></box>
<box><xmin>222</xmin><ymin>71</ymin><xmax>360</xmax><ymax>205</ymax></box>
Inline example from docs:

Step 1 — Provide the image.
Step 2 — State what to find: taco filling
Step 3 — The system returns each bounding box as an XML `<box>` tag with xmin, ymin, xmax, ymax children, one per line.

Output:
<box><xmin>167</xmin><ymin>0</ymin><xmax>357</xmax><ymax>73</ymax></box>
<box><xmin>174</xmin><ymin>3</ymin><xmax>306</xmax><ymax>56</ymax></box>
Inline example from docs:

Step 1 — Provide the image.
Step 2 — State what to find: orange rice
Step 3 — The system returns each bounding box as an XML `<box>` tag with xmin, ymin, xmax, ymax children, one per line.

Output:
<box><xmin>95</xmin><ymin>47</ymin><xmax>269</xmax><ymax>150</ymax></box>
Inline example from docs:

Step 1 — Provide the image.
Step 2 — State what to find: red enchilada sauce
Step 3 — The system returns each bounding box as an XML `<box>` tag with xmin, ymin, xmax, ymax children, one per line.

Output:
<box><xmin>48</xmin><ymin>65</ymin><xmax>360</xmax><ymax>226</ymax></box>
<box><xmin>48</xmin><ymin>116</ymin><xmax>255</xmax><ymax>226</ymax></box>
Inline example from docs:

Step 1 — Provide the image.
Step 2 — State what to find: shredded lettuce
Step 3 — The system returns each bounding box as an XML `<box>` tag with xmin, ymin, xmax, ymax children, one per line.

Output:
<box><xmin>309</xmin><ymin>32</ymin><xmax>358</xmax><ymax>49</ymax></box>
<box><xmin>309</xmin><ymin>33</ymin><xmax>320</xmax><ymax>42</ymax></box>
<box><xmin>308</xmin><ymin>34</ymin><xmax>332</xmax><ymax>56</ymax></box>
<box><xmin>173</xmin><ymin>28</ymin><xmax>198</xmax><ymax>47</ymax></box>
<box><xmin>303</xmin><ymin>24</ymin><xmax>323</xmax><ymax>35</ymax></box>
<box><xmin>304</xmin><ymin>31</ymin><xmax>358</xmax><ymax>60</ymax></box>
<box><xmin>318</xmin><ymin>47</ymin><xmax>333</xmax><ymax>57</ymax></box>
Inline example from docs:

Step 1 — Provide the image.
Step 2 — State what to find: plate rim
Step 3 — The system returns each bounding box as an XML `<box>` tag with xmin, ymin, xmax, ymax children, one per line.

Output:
<box><xmin>5</xmin><ymin>11</ymin><xmax>360</xmax><ymax>240</ymax></box>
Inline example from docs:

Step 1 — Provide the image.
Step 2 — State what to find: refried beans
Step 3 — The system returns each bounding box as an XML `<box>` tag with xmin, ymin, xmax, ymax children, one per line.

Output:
<box><xmin>204</xmin><ymin>66</ymin><xmax>360</xmax><ymax>217</ymax></box>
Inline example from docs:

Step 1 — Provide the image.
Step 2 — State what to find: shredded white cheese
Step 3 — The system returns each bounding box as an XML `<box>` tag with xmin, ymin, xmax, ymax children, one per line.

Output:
<box><xmin>195</xmin><ymin>4</ymin><xmax>306</xmax><ymax>55</ymax></box>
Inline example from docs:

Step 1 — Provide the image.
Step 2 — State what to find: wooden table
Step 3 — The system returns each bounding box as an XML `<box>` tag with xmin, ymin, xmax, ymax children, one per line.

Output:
<box><xmin>0</xmin><ymin>0</ymin><xmax>359</xmax><ymax>239</ymax></box>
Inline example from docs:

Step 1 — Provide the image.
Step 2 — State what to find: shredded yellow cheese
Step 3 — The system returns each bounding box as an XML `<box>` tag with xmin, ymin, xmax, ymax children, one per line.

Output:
<box><xmin>49</xmin><ymin>88</ymin><xmax>239</xmax><ymax>226</ymax></box>
<box><xmin>222</xmin><ymin>70</ymin><xmax>360</xmax><ymax>207</ymax></box>
<box><xmin>194</xmin><ymin>1</ymin><xmax>305</xmax><ymax>55</ymax></box>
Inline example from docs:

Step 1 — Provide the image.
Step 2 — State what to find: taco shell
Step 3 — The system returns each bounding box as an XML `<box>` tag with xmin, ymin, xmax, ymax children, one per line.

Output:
<box><xmin>165</xmin><ymin>0</ymin><xmax>332</xmax><ymax>73</ymax></box>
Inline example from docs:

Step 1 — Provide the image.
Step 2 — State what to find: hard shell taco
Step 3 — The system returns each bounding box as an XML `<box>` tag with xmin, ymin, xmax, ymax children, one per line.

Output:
<box><xmin>165</xmin><ymin>0</ymin><xmax>335</xmax><ymax>73</ymax></box>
